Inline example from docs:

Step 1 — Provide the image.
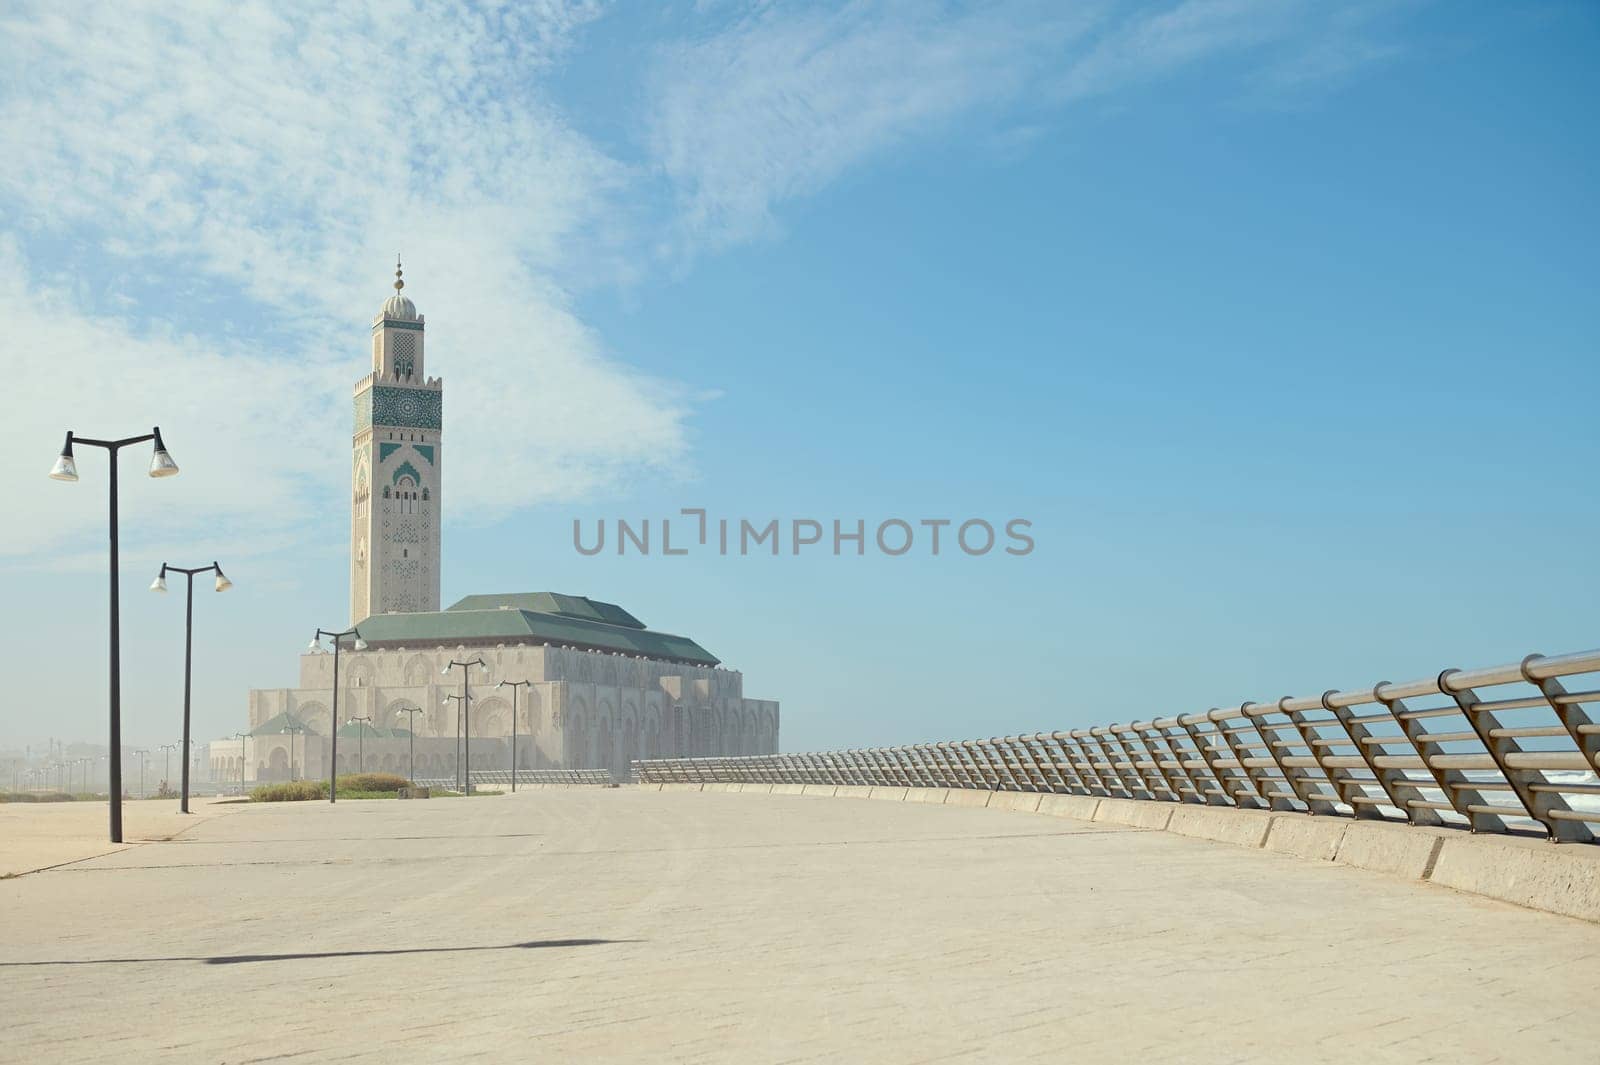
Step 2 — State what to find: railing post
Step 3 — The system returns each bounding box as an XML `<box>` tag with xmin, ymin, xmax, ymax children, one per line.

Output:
<box><xmin>938</xmin><ymin>742</ymin><xmax>981</xmax><ymax>789</ymax></box>
<box><xmin>1219</xmin><ymin>707</ymin><xmax>1297</xmax><ymax>811</ymax></box>
<box><xmin>1151</xmin><ymin>720</ymin><xmax>1217</xmax><ymax>804</ymax></box>
<box><xmin>1025</xmin><ymin>733</ymin><xmax>1075</xmax><ymax>793</ymax></box>
<box><xmin>1375</xmin><ymin>681</ymin><xmax>1506</xmax><ymax>833</ymax></box>
<box><xmin>1442</xmin><ymin>668</ymin><xmax>1591</xmax><ymax>843</ymax></box>
<box><xmin>1051</xmin><ymin>732</ymin><xmax>1103</xmax><ymax>795</ymax></box>
<box><xmin>1240</xmin><ymin>704</ymin><xmax>1325</xmax><ymax>812</ymax></box>
<box><xmin>1320</xmin><ymin>690</ymin><xmax>1436</xmax><ymax>824</ymax></box>
<box><xmin>1272</xmin><ymin>697</ymin><xmax>1342</xmax><ymax>815</ymax></box>
<box><xmin>899</xmin><ymin>745</ymin><xmax>933</xmax><ymax>788</ymax></box>
<box><xmin>1126</xmin><ymin>723</ymin><xmax>1186</xmax><ymax>802</ymax></box>
<box><xmin>1088</xmin><ymin>728</ymin><xmax>1145</xmax><ymax>799</ymax></box>
<box><xmin>1522</xmin><ymin>654</ymin><xmax>1600</xmax><ymax>773</ymax></box>
<box><xmin>1016</xmin><ymin>734</ymin><xmax>1064</xmax><ymax>793</ymax></box>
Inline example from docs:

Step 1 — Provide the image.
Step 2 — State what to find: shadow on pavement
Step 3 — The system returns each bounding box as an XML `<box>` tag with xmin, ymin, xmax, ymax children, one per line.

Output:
<box><xmin>0</xmin><ymin>938</ymin><xmax>636</xmax><ymax>967</ymax></box>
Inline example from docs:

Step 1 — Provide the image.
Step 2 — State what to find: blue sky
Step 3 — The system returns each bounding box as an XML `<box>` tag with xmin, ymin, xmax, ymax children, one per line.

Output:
<box><xmin>0</xmin><ymin>0</ymin><xmax>1595</xmax><ymax>754</ymax></box>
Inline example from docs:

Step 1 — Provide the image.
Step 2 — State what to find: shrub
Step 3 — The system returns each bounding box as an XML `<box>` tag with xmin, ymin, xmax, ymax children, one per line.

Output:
<box><xmin>250</xmin><ymin>780</ymin><xmax>328</xmax><ymax>802</ymax></box>
<box><xmin>0</xmin><ymin>791</ymin><xmax>74</xmax><ymax>803</ymax></box>
<box><xmin>336</xmin><ymin>773</ymin><xmax>408</xmax><ymax>793</ymax></box>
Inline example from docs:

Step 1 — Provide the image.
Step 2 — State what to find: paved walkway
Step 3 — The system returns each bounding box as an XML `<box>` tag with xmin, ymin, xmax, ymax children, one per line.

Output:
<box><xmin>0</xmin><ymin>796</ymin><xmax>240</xmax><ymax>877</ymax></box>
<box><xmin>3</xmin><ymin>789</ymin><xmax>1597</xmax><ymax>1064</ymax></box>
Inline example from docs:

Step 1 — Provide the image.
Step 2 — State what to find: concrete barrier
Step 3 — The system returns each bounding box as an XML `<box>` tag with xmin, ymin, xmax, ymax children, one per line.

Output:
<box><xmin>1333</xmin><ymin>821</ymin><xmax>1443</xmax><ymax>879</ymax></box>
<box><xmin>943</xmin><ymin>789</ymin><xmax>994</xmax><ymax>809</ymax></box>
<box><xmin>1093</xmin><ymin>798</ymin><xmax>1174</xmax><ymax>831</ymax></box>
<box><xmin>989</xmin><ymin>792</ymin><xmax>1043</xmax><ymax>814</ymax></box>
<box><xmin>1167</xmin><ymin>806</ymin><xmax>1272</xmax><ymax>849</ymax></box>
<box><xmin>1427</xmin><ymin>835</ymin><xmax>1600</xmax><ymax>923</ymax></box>
<box><xmin>1263</xmin><ymin>815</ymin><xmax>1348</xmax><ymax>862</ymax></box>
<box><xmin>1035</xmin><ymin>794</ymin><xmax>1102</xmax><ymax>822</ymax></box>
<box><xmin>667</xmin><ymin>782</ymin><xmax>1600</xmax><ymax>922</ymax></box>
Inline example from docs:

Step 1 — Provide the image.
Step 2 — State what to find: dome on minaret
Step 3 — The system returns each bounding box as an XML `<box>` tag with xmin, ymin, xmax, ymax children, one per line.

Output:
<box><xmin>381</xmin><ymin>257</ymin><xmax>418</xmax><ymax>321</ymax></box>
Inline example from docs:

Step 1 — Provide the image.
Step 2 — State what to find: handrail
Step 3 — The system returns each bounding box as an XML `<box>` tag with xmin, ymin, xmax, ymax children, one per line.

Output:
<box><xmin>634</xmin><ymin>648</ymin><xmax>1600</xmax><ymax>843</ymax></box>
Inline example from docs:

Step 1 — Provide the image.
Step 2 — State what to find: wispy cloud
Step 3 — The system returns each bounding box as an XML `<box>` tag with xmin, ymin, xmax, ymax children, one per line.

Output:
<box><xmin>0</xmin><ymin>0</ymin><xmax>1412</xmax><ymax>566</ymax></box>
<box><xmin>646</xmin><ymin>0</ymin><xmax>1409</xmax><ymax>248</ymax></box>
<box><xmin>0</xmin><ymin>0</ymin><xmax>686</xmax><ymax>562</ymax></box>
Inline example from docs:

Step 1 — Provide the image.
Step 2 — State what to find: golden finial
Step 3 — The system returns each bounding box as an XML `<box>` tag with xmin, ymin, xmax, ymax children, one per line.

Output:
<box><xmin>394</xmin><ymin>254</ymin><xmax>404</xmax><ymax>291</ymax></box>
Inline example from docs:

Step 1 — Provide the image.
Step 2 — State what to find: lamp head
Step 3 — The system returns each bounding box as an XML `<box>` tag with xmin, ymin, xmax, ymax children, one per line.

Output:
<box><xmin>147</xmin><ymin>427</ymin><xmax>179</xmax><ymax>478</ymax></box>
<box><xmin>352</xmin><ymin>637</ymin><xmax>368</xmax><ymax>651</ymax></box>
<box><xmin>307</xmin><ymin>637</ymin><xmax>321</xmax><ymax>653</ymax></box>
<box><xmin>440</xmin><ymin>664</ymin><xmax>451</xmax><ymax>676</ymax></box>
<box><xmin>477</xmin><ymin>661</ymin><xmax>489</xmax><ymax>675</ymax></box>
<box><xmin>49</xmin><ymin>432</ymin><xmax>79</xmax><ymax>482</ymax></box>
<box><xmin>150</xmin><ymin>567</ymin><xmax>168</xmax><ymax>594</ymax></box>
<box><xmin>213</xmin><ymin>564</ymin><xmax>232</xmax><ymax>592</ymax></box>
<box><xmin>495</xmin><ymin>680</ymin><xmax>504</xmax><ymax>689</ymax></box>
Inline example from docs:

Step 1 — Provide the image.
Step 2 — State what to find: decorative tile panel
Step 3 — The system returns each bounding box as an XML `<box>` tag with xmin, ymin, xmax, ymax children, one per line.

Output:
<box><xmin>357</xmin><ymin>386</ymin><xmax>442</xmax><ymax>431</ymax></box>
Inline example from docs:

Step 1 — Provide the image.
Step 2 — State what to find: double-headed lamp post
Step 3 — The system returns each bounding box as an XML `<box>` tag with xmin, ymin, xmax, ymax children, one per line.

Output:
<box><xmin>233</xmin><ymin>732</ymin><xmax>249</xmax><ymax>794</ymax></box>
<box><xmin>441</xmin><ymin>656</ymin><xmax>489</xmax><ymax>792</ymax></box>
<box><xmin>134</xmin><ymin>748</ymin><xmax>149</xmax><ymax>798</ymax></box>
<box><xmin>49</xmin><ymin>426</ymin><xmax>179</xmax><ymax>843</ymax></box>
<box><xmin>151</xmin><ymin>561</ymin><xmax>232</xmax><ymax>813</ymax></box>
<box><xmin>392</xmin><ymin>706</ymin><xmax>423</xmax><ymax>783</ymax></box>
<box><xmin>159</xmin><ymin>742</ymin><xmax>179</xmax><ymax>794</ymax></box>
<box><xmin>346</xmin><ymin>715</ymin><xmax>374</xmax><ymax>774</ymax></box>
<box><xmin>308</xmin><ymin>627</ymin><xmax>366</xmax><ymax>803</ymax></box>
<box><xmin>443</xmin><ymin>693</ymin><xmax>469</xmax><ymax>791</ymax></box>
<box><xmin>495</xmin><ymin>680</ymin><xmax>532</xmax><ymax>793</ymax></box>
<box><xmin>282</xmin><ymin>723</ymin><xmax>307</xmax><ymax>781</ymax></box>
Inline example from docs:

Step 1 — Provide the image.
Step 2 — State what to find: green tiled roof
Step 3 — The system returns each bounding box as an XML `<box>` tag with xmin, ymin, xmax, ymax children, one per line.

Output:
<box><xmin>445</xmin><ymin>592</ymin><xmax>645</xmax><ymax>630</ymax></box>
<box><xmin>250</xmin><ymin>711</ymin><xmax>318</xmax><ymax>737</ymax></box>
<box><xmin>354</xmin><ymin>592</ymin><xmax>718</xmax><ymax>666</ymax></box>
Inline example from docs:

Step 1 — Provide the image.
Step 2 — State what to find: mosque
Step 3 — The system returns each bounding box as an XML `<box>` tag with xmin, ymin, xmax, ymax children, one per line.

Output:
<box><xmin>215</xmin><ymin>265</ymin><xmax>779</xmax><ymax>786</ymax></box>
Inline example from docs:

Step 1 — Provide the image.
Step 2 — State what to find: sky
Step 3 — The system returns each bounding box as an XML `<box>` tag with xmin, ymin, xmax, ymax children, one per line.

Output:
<box><xmin>0</xmin><ymin>0</ymin><xmax>1595</xmax><ymax>756</ymax></box>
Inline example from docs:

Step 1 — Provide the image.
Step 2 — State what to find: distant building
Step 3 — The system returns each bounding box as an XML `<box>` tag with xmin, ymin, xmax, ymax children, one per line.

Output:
<box><xmin>232</xmin><ymin>266</ymin><xmax>779</xmax><ymax>785</ymax></box>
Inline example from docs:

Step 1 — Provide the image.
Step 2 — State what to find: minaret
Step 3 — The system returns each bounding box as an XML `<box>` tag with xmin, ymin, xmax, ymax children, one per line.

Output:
<box><xmin>351</xmin><ymin>258</ymin><xmax>443</xmax><ymax>622</ymax></box>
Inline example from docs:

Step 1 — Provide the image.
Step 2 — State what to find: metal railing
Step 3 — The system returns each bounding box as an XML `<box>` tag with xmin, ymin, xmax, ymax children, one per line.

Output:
<box><xmin>412</xmin><ymin>768</ymin><xmax>614</xmax><ymax>789</ymax></box>
<box><xmin>635</xmin><ymin>648</ymin><xmax>1600</xmax><ymax>843</ymax></box>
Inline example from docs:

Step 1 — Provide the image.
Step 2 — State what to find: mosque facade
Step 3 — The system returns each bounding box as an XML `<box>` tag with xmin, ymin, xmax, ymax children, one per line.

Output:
<box><xmin>221</xmin><ymin>267</ymin><xmax>779</xmax><ymax>786</ymax></box>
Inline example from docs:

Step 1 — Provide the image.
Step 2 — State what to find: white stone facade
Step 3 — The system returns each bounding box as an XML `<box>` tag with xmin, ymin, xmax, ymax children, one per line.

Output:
<box><xmin>243</xmin><ymin>267</ymin><xmax>781</xmax><ymax>783</ymax></box>
<box><xmin>246</xmin><ymin>643</ymin><xmax>778</xmax><ymax>782</ymax></box>
<box><xmin>351</xmin><ymin>264</ymin><xmax>442</xmax><ymax>622</ymax></box>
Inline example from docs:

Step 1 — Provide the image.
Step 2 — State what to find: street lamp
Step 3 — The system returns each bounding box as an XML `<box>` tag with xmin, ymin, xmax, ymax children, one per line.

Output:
<box><xmin>233</xmin><ymin>732</ymin><xmax>249</xmax><ymax>795</ymax></box>
<box><xmin>151</xmin><ymin>561</ymin><xmax>232</xmax><ymax>814</ymax></box>
<box><xmin>496</xmin><ymin>680</ymin><xmax>533</xmax><ymax>793</ymax></box>
<box><xmin>49</xmin><ymin>426</ymin><xmax>180</xmax><ymax>842</ymax></box>
<box><xmin>441</xmin><ymin>657</ymin><xmax>489</xmax><ymax>792</ymax></box>
<box><xmin>443</xmin><ymin>693</ymin><xmax>469</xmax><ymax>791</ymax></box>
<box><xmin>392</xmin><ymin>706</ymin><xmax>423</xmax><ymax>783</ymax></box>
<box><xmin>346</xmin><ymin>715</ymin><xmax>374</xmax><ymax>774</ymax></box>
<box><xmin>282</xmin><ymin>724</ymin><xmax>307</xmax><ymax>781</ymax></box>
<box><xmin>134</xmin><ymin>749</ymin><xmax>149</xmax><ymax>798</ymax></box>
<box><xmin>308</xmin><ymin>627</ymin><xmax>366</xmax><ymax>803</ymax></box>
<box><xmin>158</xmin><ymin>743</ymin><xmax>180</xmax><ymax>795</ymax></box>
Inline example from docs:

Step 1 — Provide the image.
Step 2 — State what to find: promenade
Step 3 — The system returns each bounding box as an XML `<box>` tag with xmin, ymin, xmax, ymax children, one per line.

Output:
<box><xmin>4</xmin><ymin>789</ymin><xmax>1597</xmax><ymax>1064</ymax></box>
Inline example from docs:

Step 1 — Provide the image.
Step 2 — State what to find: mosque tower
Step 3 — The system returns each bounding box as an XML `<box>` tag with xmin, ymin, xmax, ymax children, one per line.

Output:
<box><xmin>350</xmin><ymin>259</ymin><xmax>443</xmax><ymax>622</ymax></box>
